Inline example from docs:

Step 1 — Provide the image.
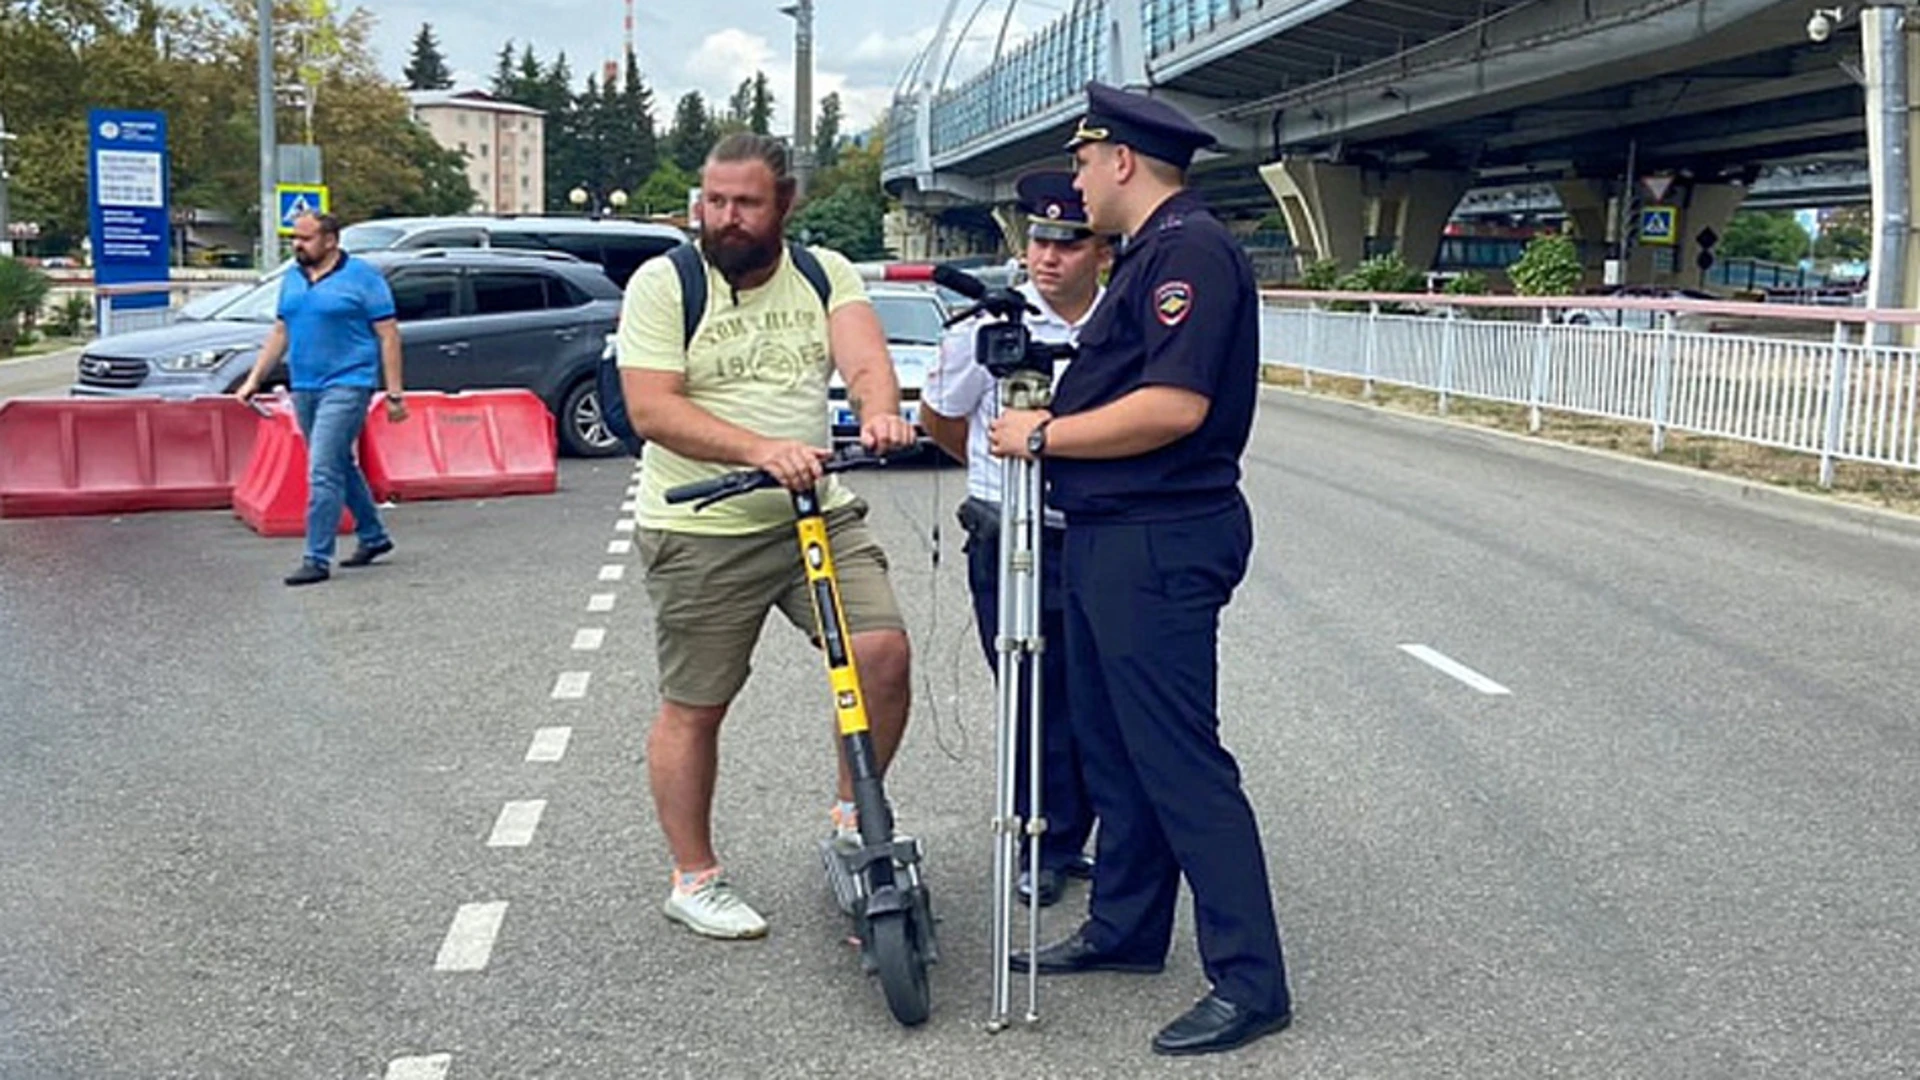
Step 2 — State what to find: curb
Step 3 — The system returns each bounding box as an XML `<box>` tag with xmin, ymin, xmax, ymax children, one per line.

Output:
<box><xmin>1261</xmin><ymin>382</ymin><xmax>1920</xmax><ymax>547</ymax></box>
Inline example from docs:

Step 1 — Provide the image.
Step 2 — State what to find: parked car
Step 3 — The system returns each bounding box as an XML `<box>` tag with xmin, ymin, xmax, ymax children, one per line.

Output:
<box><xmin>829</xmin><ymin>283</ymin><xmax>946</xmax><ymax>444</ymax></box>
<box><xmin>71</xmin><ymin>248</ymin><xmax>629</xmax><ymax>456</ymax></box>
<box><xmin>336</xmin><ymin>215</ymin><xmax>685</xmax><ymax>287</ymax></box>
<box><xmin>1560</xmin><ymin>286</ymin><xmax>1721</xmax><ymax>330</ymax></box>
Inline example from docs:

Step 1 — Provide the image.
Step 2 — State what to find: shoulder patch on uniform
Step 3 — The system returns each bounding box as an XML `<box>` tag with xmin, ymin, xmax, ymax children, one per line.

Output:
<box><xmin>1154</xmin><ymin>280</ymin><xmax>1193</xmax><ymax>327</ymax></box>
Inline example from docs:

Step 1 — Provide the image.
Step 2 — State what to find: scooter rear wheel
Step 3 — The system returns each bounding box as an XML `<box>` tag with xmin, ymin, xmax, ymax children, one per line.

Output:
<box><xmin>870</xmin><ymin>909</ymin><xmax>931</xmax><ymax>1026</ymax></box>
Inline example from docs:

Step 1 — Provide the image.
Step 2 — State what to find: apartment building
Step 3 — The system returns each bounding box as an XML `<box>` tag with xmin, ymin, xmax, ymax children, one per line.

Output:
<box><xmin>406</xmin><ymin>90</ymin><xmax>546</xmax><ymax>214</ymax></box>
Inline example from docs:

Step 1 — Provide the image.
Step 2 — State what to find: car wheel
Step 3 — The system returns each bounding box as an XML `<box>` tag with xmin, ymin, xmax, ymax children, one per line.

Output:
<box><xmin>558</xmin><ymin>377</ymin><xmax>624</xmax><ymax>458</ymax></box>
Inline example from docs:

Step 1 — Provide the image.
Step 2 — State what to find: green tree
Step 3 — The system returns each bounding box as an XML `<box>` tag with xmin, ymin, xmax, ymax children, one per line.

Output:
<box><xmin>403</xmin><ymin>22</ymin><xmax>451</xmax><ymax>90</ymax></box>
<box><xmin>665</xmin><ymin>91</ymin><xmax>715</xmax><ymax>173</ymax></box>
<box><xmin>635</xmin><ymin>160</ymin><xmax>694</xmax><ymax>217</ymax></box>
<box><xmin>1814</xmin><ymin>206</ymin><xmax>1870</xmax><ymax>262</ymax></box>
<box><xmin>748</xmin><ymin>70</ymin><xmax>774</xmax><ymax>135</ymax></box>
<box><xmin>724</xmin><ymin>76</ymin><xmax>754</xmax><ymax>133</ymax></box>
<box><xmin>790</xmin><ymin>130</ymin><xmax>888</xmax><ymax>260</ymax></box>
<box><xmin>814</xmin><ymin>91</ymin><xmax>842</xmax><ymax>169</ymax></box>
<box><xmin>610</xmin><ymin>49</ymin><xmax>659</xmax><ymax>195</ymax></box>
<box><xmin>0</xmin><ymin>257</ymin><xmax>52</xmax><ymax>357</ymax></box>
<box><xmin>490</xmin><ymin>39</ymin><xmax>517</xmax><ymax>97</ymax></box>
<box><xmin>1720</xmin><ymin>209</ymin><xmax>1811</xmax><ymax>264</ymax></box>
<box><xmin>1509</xmin><ymin>231</ymin><xmax>1585</xmax><ymax>296</ymax></box>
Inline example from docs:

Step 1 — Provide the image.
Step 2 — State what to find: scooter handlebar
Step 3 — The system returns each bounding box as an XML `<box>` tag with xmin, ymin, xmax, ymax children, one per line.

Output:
<box><xmin>663</xmin><ymin>447</ymin><xmax>896</xmax><ymax>510</ymax></box>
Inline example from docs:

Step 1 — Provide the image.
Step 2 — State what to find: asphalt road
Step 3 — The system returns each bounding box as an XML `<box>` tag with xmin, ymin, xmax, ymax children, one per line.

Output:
<box><xmin>3</xmin><ymin>391</ymin><xmax>1919</xmax><ymax>1079</ymax></box>
<box><xmin>0</xmin><ymin>348</ymin><xmax>82</xmax><ymax>402</ymax></box>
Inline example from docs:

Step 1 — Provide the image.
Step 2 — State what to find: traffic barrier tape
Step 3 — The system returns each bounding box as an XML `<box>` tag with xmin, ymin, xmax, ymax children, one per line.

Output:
<box><xmin>359</xmin><ymin>390</ymin><xmax>557</xmax><ymax>502</ymax></box>
<box><xmin>0</xmin><ymin>396</ymin><xmax>262</xmax><ymax>518</ymax></box>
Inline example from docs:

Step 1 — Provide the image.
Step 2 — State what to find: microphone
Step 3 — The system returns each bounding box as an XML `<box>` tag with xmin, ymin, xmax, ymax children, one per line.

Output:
<box><xmin>932</xmin><ymin>263</ymin><xmax>988</xmax><ymax>300</ymax></box>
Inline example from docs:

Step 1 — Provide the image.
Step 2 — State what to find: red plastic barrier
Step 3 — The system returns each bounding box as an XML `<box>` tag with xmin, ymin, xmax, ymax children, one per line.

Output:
<box><xmin>231</xmin><ymin>399</ymin><xmax>352</xmax><ymax>537</ymax></box>
<box><xmin>0</xmin><ymin>396</ymin><xmax>263</xmax><ymax>518</ymax></box>
<box><xmin>359</xmin><ymin>390</ymin><xmax>557</xmax><ymax>502</ymax></box>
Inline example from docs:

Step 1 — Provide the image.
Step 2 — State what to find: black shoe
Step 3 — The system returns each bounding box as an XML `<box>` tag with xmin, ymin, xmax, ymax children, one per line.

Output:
<box><xmin>1151</xmin><ymin>993</ymin><xmax>1292</xmax><ymax>1057</ymax></box>
<box><xmin>1061</xmin><ymin>852</ymin><xmax>1096</xmax><ymax>880</ymax></box>
<box><xmin>283</xmin><ymin>560</ymin><xmax>330</xmax><ymax>587</ymax></box>
<box><xmin>1008</xmin><ymin>931</ymin><xmax>1163</xmax><ymax>975</ymax></box>
<box><xmin>1017</xmin><ymin>867</ymin><xmax>1064</xmax><ymax>908</ymax></box>
<box><xmin>340</xmin><ymin>538</ymin><xmax>394</xmax><ymax>567</ymax></box>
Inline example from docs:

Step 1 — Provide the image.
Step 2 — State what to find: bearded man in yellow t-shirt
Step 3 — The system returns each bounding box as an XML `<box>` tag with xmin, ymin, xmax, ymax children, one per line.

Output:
<box><xmin>617</xmin><ymin>132</ymin><xmax>918</xmax><ymax>940</ymax></box>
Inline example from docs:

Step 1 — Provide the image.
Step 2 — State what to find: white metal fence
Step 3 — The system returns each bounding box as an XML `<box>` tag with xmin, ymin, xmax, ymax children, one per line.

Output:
<box><xmin>1262</xmin><ymin>292</ymin><xmax>1920</xmax><ymax>487</ymax></box>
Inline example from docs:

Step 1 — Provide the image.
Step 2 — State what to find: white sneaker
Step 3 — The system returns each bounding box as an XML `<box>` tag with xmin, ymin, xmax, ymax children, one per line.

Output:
<box><xmin>662</xmin><ymin>873</ymin><xmax>769</xmax><ymax>939</ymax></box>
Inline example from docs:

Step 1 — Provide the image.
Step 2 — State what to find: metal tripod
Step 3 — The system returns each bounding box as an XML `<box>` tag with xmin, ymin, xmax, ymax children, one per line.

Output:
<box><xmin>987</xmin><ymin>366</ymin><xmax>1053</xmax><ymax>1032</ymax></box>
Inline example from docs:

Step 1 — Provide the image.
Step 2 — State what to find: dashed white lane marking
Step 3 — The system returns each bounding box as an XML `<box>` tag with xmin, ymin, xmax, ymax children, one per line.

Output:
<box><xmin>615</xmin><ymin>518</ymin><xmax>637</xmax><ymax>533</ymax></box>
<box><xmin>608</xmin><ymin>539</ymin><xmax>633</xmax><ymax>555</ymax></box>
<box><xmin>621</xmin><ymin>500</ymin><xmax>638</xmax><ymax>513</ymax></box>
<box><xmin>587</xmin><ymin>593</ymin><xmax>617</xmax><ymax>613</ymax></box>
<box><xmin>435</xmin><ymin>902</ymin><xmax>509</xmax><ymax>972</ymax></box>
<box><xmin>573</xmin><ymin>628</ymin><xmax>607</xmax><ymax>651</ymax></box>
<box><xmin>1399</xmin><ymin>644</ymin><xmax>1512</xmax><ymax>696</ymax></box>
<box><xmin>598</xmin><ymin>564</ymin><xmax>626</xmax><ymax>582</ymax></box>
<box><xmin>551</xmin><ymin>671</ymin><xmax>591</xmax><ymax>699</ymax></box>
<box><xmin>487</xmin><ymin>800</ymin><xmax>548</xmax><ymax>848</ymax></box>
<box><xmin>384</xmin><ymin>1055</ymin><xmax>452</xmax><ymax>1080</ymax></box>
<box><xmin>526</xmin><ymin>726</ymin><xmax>572</xmax><ymax>762</ymax></box>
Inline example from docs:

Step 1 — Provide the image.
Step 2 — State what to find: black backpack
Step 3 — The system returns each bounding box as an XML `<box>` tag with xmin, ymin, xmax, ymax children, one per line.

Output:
<box><xmin>598</xmin><ymin>240</ymin><xmax>833</xmax><ymax>457</ymax></box>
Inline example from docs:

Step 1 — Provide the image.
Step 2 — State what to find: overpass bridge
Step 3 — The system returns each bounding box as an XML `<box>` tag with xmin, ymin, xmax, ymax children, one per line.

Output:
<box><xmin>882</xmin><ymin>0</ymin><xmax>1904</xmax><ymax>299</ymax></box>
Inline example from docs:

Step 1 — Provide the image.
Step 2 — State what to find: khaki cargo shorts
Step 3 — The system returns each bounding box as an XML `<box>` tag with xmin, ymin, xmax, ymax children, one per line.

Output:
<box><xmin>637</xmin><ymin>498</ymin><xmax>906</xmax><ymax>707</ymax></box>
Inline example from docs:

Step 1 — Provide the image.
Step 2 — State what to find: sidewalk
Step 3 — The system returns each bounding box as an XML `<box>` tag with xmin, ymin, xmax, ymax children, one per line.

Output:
<box><xmin>0</xmin><ymin>347</ymin><xmax>84</xmax><ymax>402</ymax></box>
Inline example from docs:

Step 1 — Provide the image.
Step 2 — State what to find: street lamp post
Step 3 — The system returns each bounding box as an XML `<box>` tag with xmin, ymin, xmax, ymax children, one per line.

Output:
<box><xmin>0</xmin><ymin>109</ymin><xmax>17</xmax><ymax>259</ymax></box>
<box><xmin>257</xmin><ymin>0</ymin><xmax>277</xmax><ymax>270</ymax></box>
<box><xmin>780</xmin><ymin>0</ymin><xmax>815</xmax><ymax>196</ymax></box>
<box><xmin>569</xmin><ymin>185</ymin><xmax>629</xmax><ymax>220</ymax></box>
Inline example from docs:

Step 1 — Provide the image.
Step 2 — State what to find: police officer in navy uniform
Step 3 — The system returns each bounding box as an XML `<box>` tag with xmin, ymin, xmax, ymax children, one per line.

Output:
<box><xmin>922</xmin><ymin>171</ymin><xmax>1108</xmax><ymax>908</ymax></box>
<box><xmin>989</xmin><ymin>82</ymin><xmax>1293</xmax><ymax>1057</ymax></box>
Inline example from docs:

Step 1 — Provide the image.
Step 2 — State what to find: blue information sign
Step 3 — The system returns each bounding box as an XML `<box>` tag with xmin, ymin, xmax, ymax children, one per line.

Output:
<box><xmin>87</xmin><ymin>109</ymin><xmax>171</xmax><ymax>311</ymax></box>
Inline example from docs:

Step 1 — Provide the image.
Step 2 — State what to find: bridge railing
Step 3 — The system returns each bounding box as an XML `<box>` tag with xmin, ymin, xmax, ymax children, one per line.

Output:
<box><xmin>1261</xmin><ymin>290</ymin><xmax>1920</xmax><ymax>486</ymax></box>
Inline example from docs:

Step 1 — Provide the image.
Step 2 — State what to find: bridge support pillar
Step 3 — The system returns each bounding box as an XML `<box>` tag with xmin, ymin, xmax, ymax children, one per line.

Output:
<box><xmin>1259</xmin><ymin>157</ymin><xmax>1470</xmax><ymax>273</ymax></box>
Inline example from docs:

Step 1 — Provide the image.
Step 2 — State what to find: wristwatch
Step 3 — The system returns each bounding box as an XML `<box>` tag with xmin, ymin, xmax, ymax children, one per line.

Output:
<box><xmin>1026</xmin><ymin>418</ymin><xmax>1053</xmax><ymax>457</ymax></box>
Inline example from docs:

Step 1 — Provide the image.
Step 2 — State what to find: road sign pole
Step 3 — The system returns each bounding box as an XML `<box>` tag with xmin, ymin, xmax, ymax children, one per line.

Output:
<box><xmin>257</xmin><ymin>0</ymin><xmax>277</xmax><ymax>269</ymax></box>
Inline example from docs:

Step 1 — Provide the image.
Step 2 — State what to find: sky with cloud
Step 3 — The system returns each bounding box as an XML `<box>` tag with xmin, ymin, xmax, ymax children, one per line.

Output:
<box><xmin>355</xmin><ymin>0</ymin><xmax>1051</xmax><ymax>134</ymax></box>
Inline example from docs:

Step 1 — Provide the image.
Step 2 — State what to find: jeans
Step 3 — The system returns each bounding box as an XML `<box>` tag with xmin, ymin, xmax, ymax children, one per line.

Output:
<box><xmin>292</xmin><ymin>386</ymin><xmax>388</xmax><ymax>567</ymax></box>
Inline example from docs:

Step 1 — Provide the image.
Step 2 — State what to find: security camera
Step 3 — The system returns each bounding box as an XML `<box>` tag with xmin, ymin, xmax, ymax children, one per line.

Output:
<box><xmin>1807</xmin><ymin>6</ymin><xmax>1843</xmax><ymax>43</ymax></box>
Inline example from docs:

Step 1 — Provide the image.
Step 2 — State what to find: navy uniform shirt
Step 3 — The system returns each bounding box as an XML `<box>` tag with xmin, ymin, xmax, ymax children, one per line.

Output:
<box><xmin>1047</xmin><ymin>190</ymin><xmax>1258</xmax><ymax>522</ymax></box>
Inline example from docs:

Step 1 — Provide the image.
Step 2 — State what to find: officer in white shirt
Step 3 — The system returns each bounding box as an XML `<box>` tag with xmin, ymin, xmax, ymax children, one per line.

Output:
<box><xmin>921</xmin><ymin>171</ymin><xmax>1110</xmax><ymax>908</ymax></box>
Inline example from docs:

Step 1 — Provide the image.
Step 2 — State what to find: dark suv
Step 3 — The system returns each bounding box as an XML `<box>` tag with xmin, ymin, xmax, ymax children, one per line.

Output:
<box><xmin>72</xmin><ymin>249</ymin><xmax>627</xmax><ymax>456</ymax></box>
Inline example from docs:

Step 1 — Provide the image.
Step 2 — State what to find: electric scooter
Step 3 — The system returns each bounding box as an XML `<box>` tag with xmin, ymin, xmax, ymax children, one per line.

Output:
<box><xmin>664</xmin><ymin>448</ymin><xmax>938</xmax><ymax>1027</ymax></box>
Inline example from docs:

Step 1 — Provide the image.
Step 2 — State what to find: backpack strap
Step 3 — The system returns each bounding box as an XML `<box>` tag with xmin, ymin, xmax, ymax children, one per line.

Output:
<box><xmin>787</xmin><ymin>241</ymin><xmax>833</xmax><ymax>312</ymax></box>
<box><xmin>667</xmin><ymin>242</ymin><xmax>708</xmax><ymax>349</ymax></box>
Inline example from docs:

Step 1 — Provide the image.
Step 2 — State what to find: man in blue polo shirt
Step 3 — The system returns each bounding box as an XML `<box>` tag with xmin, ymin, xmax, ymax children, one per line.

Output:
<box><xmin>236</xmin><ymin>212</ymin><xmax>409</xmax><ymax>586</ymax></box>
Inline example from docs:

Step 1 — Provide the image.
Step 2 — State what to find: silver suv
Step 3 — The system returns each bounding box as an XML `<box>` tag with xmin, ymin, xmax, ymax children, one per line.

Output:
<box><xmin>72</xmin><ymin>249</ymin><xmax>629</xmax><ymax>456</ymax></box>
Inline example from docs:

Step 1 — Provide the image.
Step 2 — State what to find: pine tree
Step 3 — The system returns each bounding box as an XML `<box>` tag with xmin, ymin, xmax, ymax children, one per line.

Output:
<box><xmin>615</xmin><ymin>49</ymin><xmax>660</xmax><ymax>194</ymax></box>
<box><xmin>667</xmin><ymin>91</ymin><xmax>715</xmax><ymax>173</ymax></box>
<box><xmin>749</xmin><ymin>70</ymin><xmax>774</xmax><ymax>135</ymax></box>
<box><xmin>490</xmin><ymin>39</ymin><xmax>516</xmax><ymax>98</ymax></box>
<box><xmin>726</xmin><ymin>78</ymin><xmax>754</xmax><ymax>130</ymax></box>
<box><xmin>403</xmin><ymin>23</ymin><xmax>453</xmax><ymax>90</ymax></box>
<box><xmin>815</xmin><ymin>92</ymin><xmax>842</xmax><ymax>169</ymax></box>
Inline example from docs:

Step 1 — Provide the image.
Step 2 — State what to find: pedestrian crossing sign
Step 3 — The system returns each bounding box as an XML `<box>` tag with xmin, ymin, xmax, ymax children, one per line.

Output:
<box><xmin>276</xmin><ymin>184</ymin><xmax>331</xmax><ymax>236</ymax></box>
<box><xmin>1639</xmin><ymin>205</ymin><xmax>1678</xmax><ymax>246</ymax></box>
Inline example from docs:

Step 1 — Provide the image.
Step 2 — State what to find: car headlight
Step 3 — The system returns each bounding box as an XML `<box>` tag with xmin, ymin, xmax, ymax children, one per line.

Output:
<box><xmin>157</xmin><ymin>348</ymin><xmax>236</xmax><ymax>372</ymax></box>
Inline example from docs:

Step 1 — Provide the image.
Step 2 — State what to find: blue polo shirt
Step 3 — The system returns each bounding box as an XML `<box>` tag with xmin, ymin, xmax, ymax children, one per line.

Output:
<box><xmin>276</xmin><ymin>253</ymin><xmax>397</xmax><ymax>391</ymax></box>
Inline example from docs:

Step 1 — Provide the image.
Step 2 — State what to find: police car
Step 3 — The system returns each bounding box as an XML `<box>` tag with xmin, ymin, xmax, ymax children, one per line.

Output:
<box><xmin>827</xmin><ymin>283</ymin><xmax>944</xmax><ymax>445</ymax></box>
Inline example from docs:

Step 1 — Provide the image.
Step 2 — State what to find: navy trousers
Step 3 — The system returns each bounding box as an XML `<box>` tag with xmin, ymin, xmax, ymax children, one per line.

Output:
<box><xmin>962</xmin><ymin>500</ymin><xmax>1094</xmax><ymax>873</ymax></box>
<box><xmin>1060</xmin><ymin>493</ymin><xmax>1290</xmax><ymax>1016</ymax></box>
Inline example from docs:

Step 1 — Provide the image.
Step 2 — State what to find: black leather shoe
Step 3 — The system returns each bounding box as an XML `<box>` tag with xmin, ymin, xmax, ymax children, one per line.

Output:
<box><xmin>1061</xmin><ymin>852</ymin><xmax>1096</xmax><ymax>880</ymax></box>
<box><xmin>340</xmin><ymin>538</ymin><xmax>394</xmax><ymax>567</ymax></box>
<box><xmin>1017</xmin><ymin>868</ymin><xmax>1064</xmax><ymax>908</ymax></box>
<box><xmin>283</xmin><ymin>560</ymin><xmax>330</xmax><ymax>587</ymax></box>
<box><xmin>1151</xmin><ymin>993</ymin><xmax>1292</xmax><ymax>1056</ymax></box>
<box><xmin>1008</xmin><ymin>932</ymin><xmax>1163</xmax><ymax>975</ymax></box>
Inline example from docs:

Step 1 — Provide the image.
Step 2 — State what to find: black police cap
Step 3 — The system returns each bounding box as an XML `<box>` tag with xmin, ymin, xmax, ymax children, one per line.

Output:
<box><xmin>1065</xmin><ymin>81</ymin><xmax>1217</xmax><ymax>170</ymax></box>
<box><xmin>1015</xmin><ymin>171</ymin><xmax>1095</xmax><ymax>242</ymax></box>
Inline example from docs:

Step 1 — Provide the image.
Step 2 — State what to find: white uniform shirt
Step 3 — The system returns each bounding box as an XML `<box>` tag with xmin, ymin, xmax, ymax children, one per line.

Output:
<box><xmin>922</xmin><ymin>282</ymin><xmax>1104</xmax><ymax>507</ymax></box>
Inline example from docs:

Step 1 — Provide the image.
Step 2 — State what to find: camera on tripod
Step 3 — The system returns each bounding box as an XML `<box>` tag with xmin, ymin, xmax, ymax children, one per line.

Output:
<box><xmin>932</xmin><ymin>264</ymin><xmax>1075</xmax><ymax>384</ymax></box>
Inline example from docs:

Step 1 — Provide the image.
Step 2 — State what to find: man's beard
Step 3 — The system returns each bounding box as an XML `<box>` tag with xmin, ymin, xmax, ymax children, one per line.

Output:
<box><xmin>702</xmin><ymin>224</ymin><xmax>784</xmax><ymax>285</ymax></box>
<box><xmin>293</xmin><ymin>247</ymin><xmax>320</xmax><ymax>267</ymax></box>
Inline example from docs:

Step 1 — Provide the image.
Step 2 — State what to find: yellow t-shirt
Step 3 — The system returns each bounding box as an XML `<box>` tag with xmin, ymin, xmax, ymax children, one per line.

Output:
<box><xmin>617</xmin><ymin>244</ymin><xmax>866</xmax><ymax>534</ymax></box>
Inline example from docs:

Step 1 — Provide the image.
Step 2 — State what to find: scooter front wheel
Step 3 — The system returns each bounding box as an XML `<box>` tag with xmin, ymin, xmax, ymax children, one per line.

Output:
<box><xmin>870</xmin><ymin>909</ymin><xmax>931</xmax><ymax>1026</ymax></box>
